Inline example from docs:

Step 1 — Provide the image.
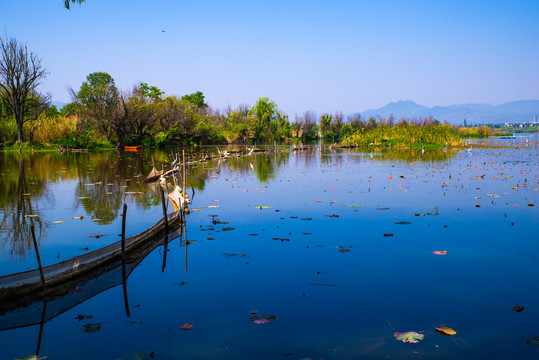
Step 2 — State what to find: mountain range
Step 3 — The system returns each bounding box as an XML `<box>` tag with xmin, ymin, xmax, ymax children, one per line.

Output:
<box><xmin>360</xmin><ymin>100</ymin><xmax>539</xmax><ymax>125</ymax></box>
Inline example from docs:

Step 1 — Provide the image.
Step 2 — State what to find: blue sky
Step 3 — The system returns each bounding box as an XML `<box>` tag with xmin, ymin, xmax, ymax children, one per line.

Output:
<box><xmin>2</xmin><ymin>0</ymin><xmax>538</xmax><ymax>116</ymax></box>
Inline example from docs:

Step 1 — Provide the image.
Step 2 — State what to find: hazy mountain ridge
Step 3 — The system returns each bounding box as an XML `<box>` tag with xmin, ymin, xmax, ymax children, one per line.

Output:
<box><xmin>361</xmin><ymin>100</ymin><xmax>539</xmax><ymax>124</ymax></box>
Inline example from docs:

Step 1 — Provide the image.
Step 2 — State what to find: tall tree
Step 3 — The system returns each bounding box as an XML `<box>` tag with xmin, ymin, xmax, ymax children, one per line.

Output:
<box><xmin>0</xmin><ymin>36</ymin><xmax>48</xmax><ymax>143</ymax></box>
<box><xmin>181</xmin><ymin>91</ymin><xmax>207</xmax><ymax>108</ymax></box>
<box><xmin>77</xmin><ymin>72</ymin><xmax>119</xmax><ymax>142</ymax></box>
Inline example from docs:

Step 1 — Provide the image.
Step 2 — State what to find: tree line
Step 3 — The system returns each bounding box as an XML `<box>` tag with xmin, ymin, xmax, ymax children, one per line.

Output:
<box><xmin>3</xmin><ymin>35</ymin><xmax>497</xmax><ymax>150</ymax></box>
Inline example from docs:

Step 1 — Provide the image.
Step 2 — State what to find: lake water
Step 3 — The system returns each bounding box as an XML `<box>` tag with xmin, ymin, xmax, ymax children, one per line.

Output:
<box><xmin>0</xmin><ymin>140</ymin><xmax>538</xmax><ymax>360</ymax></box>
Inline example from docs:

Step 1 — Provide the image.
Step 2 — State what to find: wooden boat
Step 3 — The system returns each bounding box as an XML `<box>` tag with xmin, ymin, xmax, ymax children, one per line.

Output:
<box><xmin>124</xmin><ymin>145</ymin><xmax>142</xmax><ymax>152</ymax></box>
<box><xmin>0</xmin><ymin>211</ymin><xmax>182</xmax><ymax>310</ymax></box>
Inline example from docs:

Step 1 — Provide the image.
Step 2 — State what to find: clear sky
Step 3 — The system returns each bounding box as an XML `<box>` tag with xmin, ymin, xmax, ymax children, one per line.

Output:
<box><xmin>2</xmin><ymin>0</ymin><xmax>538</xmax><ymax>116</ymax></box>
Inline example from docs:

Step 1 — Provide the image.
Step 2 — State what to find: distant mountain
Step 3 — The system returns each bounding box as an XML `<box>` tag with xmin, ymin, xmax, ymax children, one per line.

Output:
<box><xmin>360</xmin><ymin>100</ymin><xmax>539</xmax><ymax>124</ymax></box>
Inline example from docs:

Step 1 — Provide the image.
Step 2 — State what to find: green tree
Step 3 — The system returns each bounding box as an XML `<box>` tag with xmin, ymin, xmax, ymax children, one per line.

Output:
<box><xmin>77</xmin><ymin>72</ymin><xmax>119</xmax><ymax>142</ymax></box>
<box><xmin>60</xmin><ymin>102</ymin><xmax>77</xmax><ymax>117</ymax></box>
<box><xmin>137</xmin><ymin>82</ymin><xmax>164</xmax><ymax>101</ymax></box>
<box><xmin>250</xmin><ymin>97</ymin><xmax>277</xmax><ymax>141</ymax></box>
<box><xmin>181</xmin><ymin>91</ymin><xmax>207</xmax><ymax>108</ymax></box>
<box><xmin>0</xmin><ymin>36</ymin><xmax>48</xmax><ymax>143</ymax></box>
<box><xmin>64</xmin><ymin>0</ymin><xmax>85</xmax><ymax>9</ymax></box>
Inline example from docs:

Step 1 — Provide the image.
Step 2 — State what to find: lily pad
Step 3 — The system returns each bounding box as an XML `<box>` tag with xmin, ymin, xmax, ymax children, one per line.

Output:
<box><xmin>250</xmin><ymin>314</ymin><xmax>277</xmax><ymax>324</ymax></box>
<box><xmin>394</xmin><ymin>331</ymin><xmax>424</xmax><ymax>343</ymax></box>
<box><xmin>116</xmin><ymin>353</ymin><xmax>152</xmax><ymax>360</ymax></box>
<box><xmin>74</xmin><ymin>314</ymin><xmax>94</xmax><ymax>321</ymax></box>
<box><xmin>180</xmin><ymin>323</ymin><xmax>194</xmax><ymax>330</ymax></box>
<box><xmin>80</xmin><ymin>323</ymin><xmax>102</xmax><ymax>333</ymax></box>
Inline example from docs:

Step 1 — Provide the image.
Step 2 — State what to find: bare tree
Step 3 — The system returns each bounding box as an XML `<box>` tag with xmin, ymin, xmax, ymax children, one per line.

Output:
<box><xmin>0</xmin><ymin>36</ymin><xmax>48</xmax><ymax>144</ymax></box>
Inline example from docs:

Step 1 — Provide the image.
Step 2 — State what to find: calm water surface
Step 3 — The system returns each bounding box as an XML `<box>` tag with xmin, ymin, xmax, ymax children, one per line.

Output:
<box><xmin>0</xmin><ymin>141</ymin><xmax>538</xmax><ymax>360</ymax></box>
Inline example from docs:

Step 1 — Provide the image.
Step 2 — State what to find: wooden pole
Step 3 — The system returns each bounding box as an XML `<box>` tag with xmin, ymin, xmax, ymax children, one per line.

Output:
<box><xmin>161</xmin><ymin>234</ymin><xmax>169</xmax><ymax>273</ymax></box>
<box><xmin>121</xmin><ymin>258</ymin><xmax>130</xmax><ymax>317</ymax></box>
<box><xmin>160</xmin><ymin>185</ymin><xmax>169</xmax><ymax>233</ymax></box>
<box><xmin>182</xmin><ymin>149</ymin><xmax>186</xmax><ymax>194</ymax></box>
<box><xmin>31</xmin><ymin>224</ymin><xmax>47</xmax><ymax>291</ymax></box>
<box><xmin>36</xmin><ymin>300</ymin><xmax>47</xmax><ymax>355</ymax></box>
<box><xmin>121</xmin><ymin>203</ymin><xmax>127</xmax><ymax>260</ymax></box>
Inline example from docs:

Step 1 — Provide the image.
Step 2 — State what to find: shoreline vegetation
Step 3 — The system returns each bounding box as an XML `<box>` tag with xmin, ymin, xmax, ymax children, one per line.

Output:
<box><xmin>0</xmin><ymin>35</ymin><xmax>534</xmax><ymax>153</ymax></box>
<box><xmin>0</xmin><ymin>72</ymin><xmax>522</xmax><ymax>152</ymax></box>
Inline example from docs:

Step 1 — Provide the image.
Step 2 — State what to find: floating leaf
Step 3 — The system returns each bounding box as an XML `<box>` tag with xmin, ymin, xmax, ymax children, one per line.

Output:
<box><xmin>394</xmin><ymin>221</ymin><xmax>411</xmax><ymax>225</ymax></box>
<box><xmin>222</xmin><ymin>253</ymin><xmax>248</xmax><ymax>258</ymax></box>
<box><xmin>512</xmin><ymin>305</ymin><xmax>525</xmax><ymax>312</ymax></box>
<box><xmin>273</xmin><ymin>237</ymin><xmax>290</xmax><ymax>242</ymax></box>
<box><xmin>207</xmin><ymin>205</ymin><xmax>219</xmax><ymax>208</ymax></box>
<box><xmin>24</xmin><ymin>214</ymin><xmax>39</xmax><ymax>218</ymax></box>
<box><xmin>15</xmin><ymin>356</ymin><xmax>48</xmax><ymax>360</ymax></box>
<box><xmin>74</xmin><ymin>314</ymin><xmax>94</xmax><ymax>321</ymax></box>
<box><xmin>256</xmin><ymin>206</ymin><xmax>272</xmax><ymax>209</ymax></box>
<box><xmin>435</xmin><ymin>326</ymin><xmax>457</xmax><ymax>336</ymax></box>
<box><xmin>72</xmin><ymin>216</ymin><xmax>84</xmax><ymax>220</ymax></box>
<box><xmin>339</xmin><ymin>248</ymin><xmax>351</xmax><ymax>252</ymax></box>
<box><xmin>250</xmin><ymin>314</ymin><xmax>277</xmax><ymax>324</ymax></box>
<box><xmin>78</xmin><ymin>196</ymin><xmax>89</xmax><ymax>199</ymax></box>
<box><xmin>80</xmin><ymin>323</ymin><xmax>101</xmax><ymax>333</ymax></box>
<box><xmin>180</xmin><ymin>323</ymin><xmax>194</xmax><ymax>330</ymax></box>
<box><xmin>342</xmin><ymin>204</ymin><xmax>364</xmax><ymax>208</ymax></box>
<box><xmin>116</xmin><ymin>352</ymin><xmax>153</xmax><ymax>360</ymax></box>
<box><xmin>432</xmin><ymin>251</ymin><xmax>447</xmax><ymax>255</ymax></box>
<box><xmin>377</xmin><ymin>207</ymin><xmax>389</xmax><ymax>210</ymax></box>
<box><xmin>53</xmin><ymin>221</ymin><xmax>64</xmax><ymax>224</ymax></box>
<box><xmin>526</xmin><ymin>337</ymin><xmax>539</xmax><ymax>346</ymax></box>
<box><xmin>222</xmin><ymin>227</ymin><xmax>235</xmax><ymax>231</ymax></box>
<box><xmin>394</xmin><ymin>331</ymin><xmax>424</xmax><ymax>343</ymax></box>
<box><xmin>88</xmin><ymin>234</ymin><xmax>106</xmax><ymax>239</ymax></box>
<box><xmin>383</xmin><ymin>233</ymin><xmax>394</xmax><ymax>237</ymax></box>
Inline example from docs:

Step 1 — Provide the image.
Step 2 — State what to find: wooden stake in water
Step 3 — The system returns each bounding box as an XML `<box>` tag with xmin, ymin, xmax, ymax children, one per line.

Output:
<box><xmin>182</xmin><ymin>150</ymin><xmax>186</xmax><ymax>196</ymax></box>
<box><xmin>121</xmin><ymin>203</ymin><xmax>127</xmax><ymax>259</ymax></box>
<box><xmin>31</xmin><ymin>224</ymin><xmax>47</xmax><ymax>291</ymax></box>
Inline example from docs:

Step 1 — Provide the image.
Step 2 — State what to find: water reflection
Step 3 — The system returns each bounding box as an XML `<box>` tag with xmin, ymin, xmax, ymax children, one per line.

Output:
<box><xmin>0</xmin><ymin>147</ymin><xmax>461</xmax><ymax>265</ymax></box>
<box><xmin>0</xmin><ymin>155</ymin><xmax>46</xmax><ymax>260</ymax></box>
